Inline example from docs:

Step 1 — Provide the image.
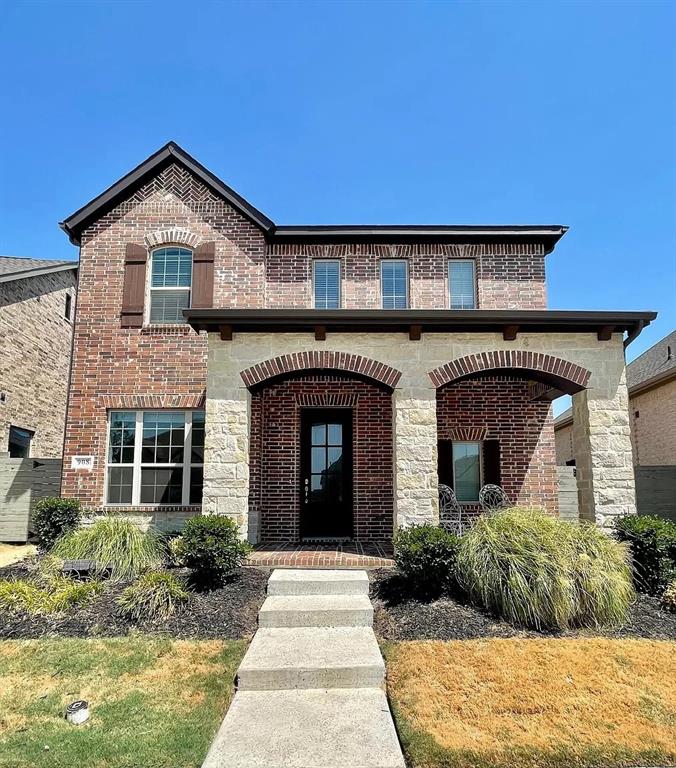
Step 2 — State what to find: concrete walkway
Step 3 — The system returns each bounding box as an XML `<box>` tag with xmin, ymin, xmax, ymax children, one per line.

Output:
<box><xmin>202</xmin><ymin>569</ymin><xmax>405</xmax><ymax>768</ymax></box>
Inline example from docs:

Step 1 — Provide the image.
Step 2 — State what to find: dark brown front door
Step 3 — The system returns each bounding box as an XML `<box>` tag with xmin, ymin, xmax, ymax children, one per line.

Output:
<box><xmin>300</xmin><ymin>409</ymin><xmax>353</xmax><ymax>539</ymax></box>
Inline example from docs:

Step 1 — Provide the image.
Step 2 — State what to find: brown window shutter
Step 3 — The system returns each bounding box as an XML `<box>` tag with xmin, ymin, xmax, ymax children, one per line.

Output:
<box><xmin>192</xmin><ymin>241</ymin><xmax>216</xmax><ymax>308</ymax></box>
<box><xmin>120</xmin><ymin>243</ymin><xmax>147</xmax><ymax>328</ymax></box>
<box><xmin>483</xmin><ymin>440</ymin><xmax>501</xmax><ymax>485</ymax></box>
<box><xmin>437</xmin><ymin>439</ymin><xmax>454</xmax><ymax>488</ymax></box>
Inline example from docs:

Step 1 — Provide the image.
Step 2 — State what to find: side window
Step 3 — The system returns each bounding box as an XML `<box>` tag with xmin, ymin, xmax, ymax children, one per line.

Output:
<box><xmin>449</xmin><ymin>260</ymin><xmax>476</xmax><ymax>309</ymax></box>
<box><xmin>8</xmin><ymin>426</ymin><xmax>33</xmax><ymax>458</ymax></box>
<box><xmin>381</xmin><ymin>260</ymin><xmax>408</xmax><ymax>309</ymax></box>
<box><xmin>149</xmin><ymin>247</ymin><xmax>192</xmax><ymax>324</ymax></box>
<box><xmin>64</xmin><ymin>292</ymin><xmax>73</xmax><ymax>321</ymax></box>
<box><xmin>313</xmin><ymin>260</ymin><xmax>341</xmax><ymax>309</ymax></box>
<box><xmin>452</xmin><ymin>441</ymin><xmax>482</xmax><ymax>501</ymax></box>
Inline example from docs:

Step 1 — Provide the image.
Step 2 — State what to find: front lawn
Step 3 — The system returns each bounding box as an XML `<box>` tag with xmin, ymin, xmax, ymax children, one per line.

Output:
<box><xmin>385</xmin><ymin>638</ymin><xmax>676</xmax><ymax>768</ymax></box>
<box><xmin>0</xmin><ymin>637</ymin><xmax>246</xmax><ymax>768</ymax></box>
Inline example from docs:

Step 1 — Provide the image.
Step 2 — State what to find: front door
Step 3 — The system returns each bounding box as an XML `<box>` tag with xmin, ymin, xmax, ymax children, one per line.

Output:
<box><xmin>300</xmin><ymin>409</ymin><xmax>353</xmax><ymax>539</ymax></box>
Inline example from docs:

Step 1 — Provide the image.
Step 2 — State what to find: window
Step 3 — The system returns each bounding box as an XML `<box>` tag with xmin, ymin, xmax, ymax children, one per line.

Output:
<box><xmin>313</xmin><ymin>260</ymin><xmax>341</xmax><ymax>309</ymax></box>
<box><xmin>381</xmin><ymin>260</ymin><xmax>408</xmax><ymax>309</ymax></box>
<box><xmin>452</xmin><ymin>442</ymin><xmax>481</xmax><ymax>502</ymax></box>
<box><xmin>64</xmin><ymin>293</ymin><xmax>73</xmax><ymax>321</ymax></box>
<box><xmin>449</xmin><ymin>260</ymin><xmax>476</xmax><ymax>309</ymax></box>
<box><xmin>149</xmin><ymin>247</ymin><xmax>192</xmax><ymax>324</ymax></box>
<box><xmin>8</xmin><ymin>426</ymin><xmax>33</xmax><ymax>458</ymax></box>
<box><xmin>106</xmin><ymin>410</ymin><xmax>204</xmax><ymax>505</ymax></box>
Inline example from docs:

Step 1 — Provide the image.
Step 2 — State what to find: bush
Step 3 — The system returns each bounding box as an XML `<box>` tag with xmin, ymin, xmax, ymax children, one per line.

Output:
<box><xmin>165</xmin><ymin>534</ymin><xmax>186</xmax><ymax>568</ymax></box>
<box><xmin>53</xmin><ymin>516</ymin><xmax>164</xmax><ymax>581</ymax></box>
<box><xmin>455</xmin><ymin>507</ymin><xmax>634</xmax><ymax>631</ymax></box>
<box><xmin>661</xmin><ymin>581</ymin><xmax>676</xmax><ymax>613</ymax></box>
<box><xmin>181</xmin><ymin>516</ymin><xmax>251</xmax><ymax>587</ymax></box>
<box><xmin>117</xmin><ymin>570</ymin><xmax>189</xmax><ymax>621</ymax></box>
<box><xmin>0</xmin><ymin>576</ymin><xmax>102</xmax><ymax>615</ymax></box>
<box><xmin>32</xmin><ymin>497</ymin><xmax>81</xmax><ymax>550</ymax></box>
<box><xmin>614</xmin><ymin>515</ymin><xmax>676</xmax><ymax>596</ymax></box>
<box><xmin>393</xmin><ymin>524</ymin><xmax>459</xmax><ymax>597</ymax></box>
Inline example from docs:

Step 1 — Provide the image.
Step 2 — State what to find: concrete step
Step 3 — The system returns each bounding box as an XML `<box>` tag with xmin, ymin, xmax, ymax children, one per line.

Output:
<box><xmin>237</xmin><ymin>627</ymin><xmax>385</xmax><ymax>690</ymax></box>
<box><xmin>267</xmin><ymin>568</ymin><xmax>370</xmax><ymax>596</ymax></box>
<box><xmin>258</xmin><ymin>594</ymin><xmax>374</xmax><ymax>628</ymax></box>
<box><xmin>201</xmin><ymin>688</ymin><xmax>406</xmax><ymax>768</ymax></box>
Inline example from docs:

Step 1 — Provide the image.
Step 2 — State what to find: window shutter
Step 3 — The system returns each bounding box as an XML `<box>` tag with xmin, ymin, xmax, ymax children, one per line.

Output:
<box><xmin>437</xmin><ymin>439</ymin><xmax>454</xmax><ymax>488</ymax></box>
<box><xmin>483</xmin><ymin>440</ymin><xmax>501</xmax><ymax>485</ymax></box>
<box><xmin>192</xmin><ymin>241</ymin><xmax>216</xmax><ymax>309</ymax></box>
<box><xmin>121</xmin><ymin>243</ymin><xmax>147</xmax><ymax>328</ymax></box>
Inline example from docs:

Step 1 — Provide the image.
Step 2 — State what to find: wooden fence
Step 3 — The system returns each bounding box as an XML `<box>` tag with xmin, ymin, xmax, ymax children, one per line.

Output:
<box><xmin>0</xmin><ymin>457</ymin><xmax>62</xmax><ymax>542</ymax></box>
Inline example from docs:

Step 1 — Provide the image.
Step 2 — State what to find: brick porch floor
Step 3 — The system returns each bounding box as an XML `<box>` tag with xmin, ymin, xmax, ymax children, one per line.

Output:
<box><xmin>244</xmin><ymin>541</ymin><xmax>394</xmax><ymax>569</ymax></box>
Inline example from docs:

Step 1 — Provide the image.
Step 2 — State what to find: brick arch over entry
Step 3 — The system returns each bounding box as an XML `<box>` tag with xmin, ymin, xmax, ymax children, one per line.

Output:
<box><xmin>240</xmin><ymin>351</ymin><xmax>402</xmax><ymax>389</ymax></box>
<box><xmin>429</xmin><ymin>350</ymin><xmax>591</xmax><ymax>393</ymax></box>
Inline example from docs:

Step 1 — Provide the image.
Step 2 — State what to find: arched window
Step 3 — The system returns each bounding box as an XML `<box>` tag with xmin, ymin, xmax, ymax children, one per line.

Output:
<box><xmin>149</xmin><ymin>247</ymin><xmax>192</xmax><ymax>324</ymax></box>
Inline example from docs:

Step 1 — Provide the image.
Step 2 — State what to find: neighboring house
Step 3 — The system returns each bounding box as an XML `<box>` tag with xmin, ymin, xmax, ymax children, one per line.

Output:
<box><xmin>58</xmin><ymin>142</ymin><xmax>655</xmax><ymax>538</ymax></box>
<box><xmin>0</xmin><ymin>257</ymin><xmax>78</xmax><ymax>458</ymax></box>
<box><xmin>555</xmin><ymin>331</ymin><xmax>676</xmax><ymax>466</ymax></box>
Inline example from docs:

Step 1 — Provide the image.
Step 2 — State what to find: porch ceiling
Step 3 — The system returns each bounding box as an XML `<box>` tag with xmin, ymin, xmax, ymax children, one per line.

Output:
<box><xmin>184</xmin><ymin>308</ymin><xmax>656</xmax><ymax>345</ymax></box>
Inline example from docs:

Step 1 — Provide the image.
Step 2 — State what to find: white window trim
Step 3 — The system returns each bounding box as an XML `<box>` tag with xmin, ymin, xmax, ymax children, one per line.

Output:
<box><xmin>312</xmin><ymin>259</ymin><xmax>341</xmax><ymax>309</ymax></box>
<box><xmin>448</xmin><ymin>259</ymin><xmax>477</xmax><ymax>310</ymax></box>
<box><xmin>145</xmin><ymin>246</ymin><xmax>193</xmax><ymax>326</ymax></box>
<box><xmin>452</xmin><ymin>440</ymin><xmax>483</xmax><ymax>503</ymax></box>
<box><xmin>380</xmin><ymin>259</ymin><xmax>409</xmax><ymax>309</ymax></box>
<box><xmin>104</xmin><ymin>409</ymin><xmax>204</xmax><ymax>507</ymax></box>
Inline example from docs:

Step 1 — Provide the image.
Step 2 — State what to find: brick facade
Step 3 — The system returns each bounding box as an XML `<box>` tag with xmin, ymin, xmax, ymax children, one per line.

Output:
<box><xmin>0</xmin><ymin>269</ymin><xmax>77</xmax><ymax>457</ymax></box>
<box><xmin>249</xmin><ymin>373</ymin><xmax>394</xmax><ymax>541</ymax></box>
<box><xmin>437</xmin><ymin>376</ymin><xmax>559</xmax><ymax>514</ymax></box>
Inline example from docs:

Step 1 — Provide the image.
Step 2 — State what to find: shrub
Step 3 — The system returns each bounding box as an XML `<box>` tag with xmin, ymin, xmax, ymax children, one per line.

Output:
<box><xmin>393</xmin><ymin>524</ymin><xmax>459</xmax><ymax>597</ymax></box>
<box><xmin>455</xmin><ymin>507</ymin><xmax>634</xmax><ymax>631</ymax></box>
<box><xmin>32</xmin><ymin>497</ymin><xmax>81</xmax><ymax>550</ymax></box>
<box><xmin>614</xmin><ymin>515</ymin><xmax>676</xmax><ymax>596</ymax></box>
<box><xmin>117</xmin><ymin>570</ymin><xmax>189</xmax><ymax>621</ymax></box>
<box><xmin>661</xmin><ymin>580</ymin><xmax>676</xmax><ymax>613</ymax></box>
<box><xmin>53</xmin><ymin>516</ymin><xmax>164</xmax><ymax>581</ymax></box>
<box><xmin>0</xmin><ymin>576</ymin><xmax>102</xmax><ymax>615</ymax></box>
<box><xmin>165</xmin><ymin>534</ymin><xmax>186</xmax><ymax>568</ymax></box>
<box><xmin>181</xmin><ymin>516</ymin><xmax>251</xmax><ymax>587</ymax></box>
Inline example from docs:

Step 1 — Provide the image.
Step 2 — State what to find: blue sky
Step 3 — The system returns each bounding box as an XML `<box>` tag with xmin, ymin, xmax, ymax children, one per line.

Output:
<box><xmin>1</xmin><ymin>0</ymin><xmax>674</xmax><ymax>382</ymax></box>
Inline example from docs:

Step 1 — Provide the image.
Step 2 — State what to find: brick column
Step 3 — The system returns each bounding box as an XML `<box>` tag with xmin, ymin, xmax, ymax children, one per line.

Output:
<box><xmin>572</xmin><ymin>360</ymin><xmax>636</xmax><ymax>530</ymax></box>
<box><xmin>392</xmin><ymin>385</ymin><xmax>439</xmax><ymax>528</ymax></box>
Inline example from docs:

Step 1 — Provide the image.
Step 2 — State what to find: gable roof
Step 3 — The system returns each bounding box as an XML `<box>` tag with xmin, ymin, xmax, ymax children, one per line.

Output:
<box><xmin>0</xmin><ymin>256</ymin><xmax>77</xmax><ymax>283</ymax></box>
<box><xmin>554</xmin><ymin>329</ymin><xmax>676</xmax><ymax>429</ymax></box>
<box><xmin>60</xmin><ymin>141</ymin><xmax>568</xmax><ymax>251</ymax></box>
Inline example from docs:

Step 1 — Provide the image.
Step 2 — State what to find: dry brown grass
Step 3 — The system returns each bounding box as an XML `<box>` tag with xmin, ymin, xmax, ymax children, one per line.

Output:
<box><xmin>386</xmin><ymin>638</ymin><xmax>676</xmax><ymax>768</ymax></box>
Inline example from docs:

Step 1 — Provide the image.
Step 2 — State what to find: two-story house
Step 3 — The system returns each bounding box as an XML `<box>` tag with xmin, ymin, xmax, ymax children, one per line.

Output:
<box><xmin>58</xmin><ymin>142</ymin><xmax>655</xmax><ymax>550</ymax></box>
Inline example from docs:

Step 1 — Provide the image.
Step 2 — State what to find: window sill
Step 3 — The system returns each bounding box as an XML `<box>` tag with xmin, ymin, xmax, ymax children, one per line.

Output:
<box><xmin>140</xmin><ymin>325</ymin><xmax>195</xmax><ymax>336</ymax></box>
<box><xmin>102</xmin><ymin>504</ymin><xmax>202</xmax><ymax>512</ymax></box>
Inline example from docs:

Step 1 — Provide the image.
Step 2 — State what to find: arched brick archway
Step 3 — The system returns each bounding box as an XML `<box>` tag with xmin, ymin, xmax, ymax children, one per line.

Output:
<box><xmin>428</xmin><ymin>350</ymin><xmax>591</xmax><ymax>393</ymax></box>
<box><xmin>240</xmin><ymin>351</ymin><xmax>402</xmax><ymax>389</ymax></box>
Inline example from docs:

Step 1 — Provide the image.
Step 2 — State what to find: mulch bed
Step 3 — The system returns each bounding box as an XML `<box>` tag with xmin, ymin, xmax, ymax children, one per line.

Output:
<box><xmin>369</xmin><ymin>569</ymin><xmax>676</xmax><ymax>642</ymax></box>
<box><xmin>0</xmin><ymin>559</ymin><xmax>269</xmax><ymax>640</ymax></box>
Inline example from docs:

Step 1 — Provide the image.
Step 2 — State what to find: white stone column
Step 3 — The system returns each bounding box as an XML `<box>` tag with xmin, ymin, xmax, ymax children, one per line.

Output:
<box><xmin>392</xmin><ymin>384</ymin><xmax>439</xmax><ymax>528</ymax></box>
<box><xmin>202</xmin><ymin>334</ymin><xmax>252</xmax><ymax>541</ymax></box>
<box><xmin>572</xmin><ymin>351</ymin><xmax>636</xmax><ymax>530</ymax></box>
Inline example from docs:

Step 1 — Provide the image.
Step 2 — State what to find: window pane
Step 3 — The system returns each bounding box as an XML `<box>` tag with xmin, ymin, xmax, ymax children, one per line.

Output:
<box><xmin>314</xmin><ymin>261</ymin><xmax>340</xmax><ymax>309</ymax></box>
<box><xmin>8</xmin><ymin>426</ymin><xmax>33</xmax><ymax>458</ymax></box>
<box><xmin>311</xmin><ymin>447</ymin><xmax>326</xmax><ymax>473</ymax></box>
<box><xmin>140</xmin><ymin>468</ymin><xmax>183</xmax><ymax>504</ymax></box>
<box><xmin>191</xmin><ymin>411</ymin><xmax>205</xmax><ymax>462</ymax></box>
<box><xmin>449</xmin><ymin>261</ymin><xmax>476</xmax><ymax>310</ymax></box>
<box><xmin>311</xmin><ymin>424</ymin><xmax>326</xmax><ymax>445</ymax></box>
<box><xmin>151</xmin><ymin>248</ymin><xmax>192</xmax><ymax>288</ymax></box>
<box><xmin>327</xmin><ymin>423</ymin><xmax>342</xmax><ymax>445</ymax></box>
<box><xmin>381</xmin><ymin>261</ymin><xmax>408</xmax><ymax>309</ymax></box>
<box><xmin>149</xmin><ymin>289</ymin><xmax>190</xmax><ymax>324</ymax></box>
<box><xmin>107</xmin><ymin>466</ymin><xmax>133</xmax><ymax>504</ymax></box>
<box><xmin>190</xmin><ymin>466</ymin><xmax>204</xmax><ymax>504</ymax></box>
<box><xmin>108</xmin><ymin>411</ymin><xmax>136</xmax><ymax>463</ymax></box>
<box><xmin>453</xmin><ymin>442</ymin><xmax>481</xmax><ymax>502</ymax></box>
<box><xmin>142</xmin><ymin>412</ymin><xmax>185</xmax><ymax>463</ymax></box>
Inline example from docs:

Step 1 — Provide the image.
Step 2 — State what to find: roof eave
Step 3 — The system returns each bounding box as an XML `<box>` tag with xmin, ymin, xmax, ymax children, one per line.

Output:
<box><xmin>0</xmin><ymin>262</ymin><xmax>78</xmax><ymax>284</ymax></box>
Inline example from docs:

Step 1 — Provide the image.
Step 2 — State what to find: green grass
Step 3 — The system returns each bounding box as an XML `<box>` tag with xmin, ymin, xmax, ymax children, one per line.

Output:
<box><xmin>0</xmin><ymin>577</ymin><xmax>103</xmax><ymax>615</ymax></box>
<box><xmin>0</xmin><ymin>637</ymin><xmax>246</xmax><ymax>768</ymax></box>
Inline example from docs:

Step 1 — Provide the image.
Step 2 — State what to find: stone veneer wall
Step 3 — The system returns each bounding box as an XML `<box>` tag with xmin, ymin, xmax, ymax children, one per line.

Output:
<box><xmin>249</xmin><ymin>373</ymin><xmax>393</xmax><ymax>541</ymax></box>
<box><xmin>437</xmin><ymin>376</ymin><xmax>558</xmax><ymax>514</ymax></box>
<box><xmin>0</xmin><ymin>269</ymin><xmax>77</xmax><ymax>457</ymax></box>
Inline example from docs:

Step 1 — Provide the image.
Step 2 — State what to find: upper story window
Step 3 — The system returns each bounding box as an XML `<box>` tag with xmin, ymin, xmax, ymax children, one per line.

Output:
<box><xmin>313</xmin><ymin>260</ymin><xmax>341</xmax><ymax>309</ymax></box>
<box><xmin>381</xmin><ymin>260</ymin><xmax>408</xmax><ymax>309</ymax></box>
<box><xmin>149</xmin><ymin>247</ymin><xmax>192</xmax><ymax>324</ymax></box>
<box><xmin>449</xmin><ymin>260</ymin><xmax>476</xmax><ymax>309</ymax></box>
